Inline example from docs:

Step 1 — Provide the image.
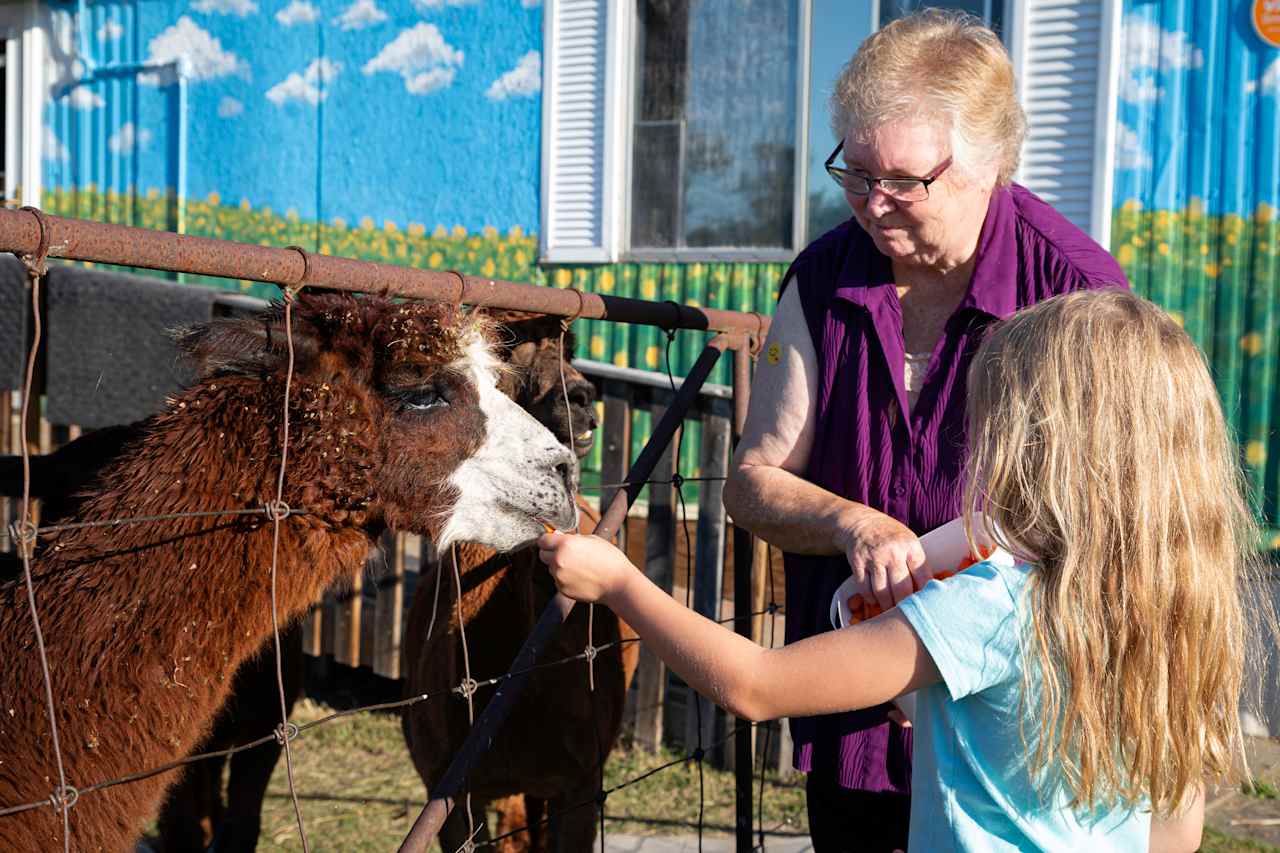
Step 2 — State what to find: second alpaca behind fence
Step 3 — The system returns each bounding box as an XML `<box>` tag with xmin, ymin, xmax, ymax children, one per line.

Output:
<box><xmin>402</xmin><ymin>311</ymin><xmax>641</xmax><ymax>853</ymax></box>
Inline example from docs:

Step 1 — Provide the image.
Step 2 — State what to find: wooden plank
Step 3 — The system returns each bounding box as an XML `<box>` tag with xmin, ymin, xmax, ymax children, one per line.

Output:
<box><xmin>327</xmin><ymin>589</ymin><xmax>348</xmax><ymax>665</ymax></box>
<box><xmin>634</xmin><ymin>392</ymin><xmax>677</xmax><ymax>752</ymax></box>
<box><xmin>359</xmin><ymin>584</ymin><xmax>377</xmax><ymax>669</ymax></box>
<box><xmin>750</xmin><ymin>538</ymin><xmax>769</xmax><ymax>643</ymax></box>
<box><xmin>1</xmin><ymin>391</ymin><xmax>11</xmax><ymax>554</ymax></box>
<box><xmin>598</xmin><ymin>379</ymin><xmax>631</xmax><ymax>552</ymax></box>
<box><xmin>345</xmin><ymin>569</ymin><xmax>364</xmax><ymax>667</ymax></box>
<box><xmin>321</xmin><ymin>590</ymin><xmax>339</xmax><ymax>662</ymax></box>
<box><xmin>303</xmin><ymin>606</ymin><xmax>323</xmax><ymax>657</ymax></box>
<box><xmin>374</xmin><ymin>531</ymin><xmax>407</xmax><ymax>679</ymax></box>
<box><xmin>689</xmin><ymin>397</ymin><xmax>730</xmax><ymax>758</ymax></box>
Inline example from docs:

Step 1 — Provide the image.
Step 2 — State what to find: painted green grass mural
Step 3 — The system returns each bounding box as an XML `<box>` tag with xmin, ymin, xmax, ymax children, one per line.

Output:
<box><xmin>1112</xmin><ymin>201</ymin><xmax>1280</xmax><ymax>545</ymax></box>
<box><xmin>43</xmin><ymin>187</ymin><xmax>544</xmax><ymax>300</ymax></box>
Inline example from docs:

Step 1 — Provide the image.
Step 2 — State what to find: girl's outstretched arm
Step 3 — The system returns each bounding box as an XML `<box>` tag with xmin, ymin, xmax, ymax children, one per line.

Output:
<box><xmin>538</xmin><ymin>531</ymin><xmax>941</xmax><ymax>721</ymax></box>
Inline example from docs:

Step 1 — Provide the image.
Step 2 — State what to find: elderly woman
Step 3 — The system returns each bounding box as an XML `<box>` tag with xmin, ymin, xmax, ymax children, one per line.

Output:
<box><xmin>721</xmin><ymin>11</ymin><xmax>1127</xmax><ymax>853</ymax></box>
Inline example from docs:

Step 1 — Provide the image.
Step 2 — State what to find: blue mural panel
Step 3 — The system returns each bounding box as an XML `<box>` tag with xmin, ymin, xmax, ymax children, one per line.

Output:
<box><xmin>43</xmin><ymin>0</ymin><xmax>545</xmax><ymax>236</ymax></box>
<box><xmin>1111</xmin><ymin>0</ymin><xmax>1280</xmax><ymax>536</ymax></box>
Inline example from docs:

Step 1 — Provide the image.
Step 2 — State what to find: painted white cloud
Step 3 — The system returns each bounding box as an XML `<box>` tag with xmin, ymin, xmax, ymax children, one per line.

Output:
<box><xmin>1246</xmin><ymin>56</ymin><xmax>1280</xmax><ymax>96</ymax></box>
<box><xmin>1120</xmin><ymin>74</ymin><xmax>1160</xmax><ymax>103</ymax></box>
<box><xmin>276</xmin><ymin>0</ymin><xmax>320</xmax><ymax>26</ymax></box>
<box><xmin>411</xmin><ymin>0</ymin><xmax>476</xmax><ymax>9</ymax></box>
<box><xmin>1122</xmin><ymin>14</ymin><xmax>1203</xmax><ymax>72</ymax></box>
<box><xmin>1115</xmin><ymin>121</ymin><xmax>1151</xmax><ymax>170</ymax></box>
<box><xmin>44</xmin><ymin>127</ymin><xmax>69</xmax><ymax>161</ymax></box>
<box><xmin>1118</xmin><ymin>14</ymin><xmax>1202</xmax><ymax>104</ymax></box>
<box><xmin>267</xmin><ymin>58</ymin><xmax>342</xmax><ymax>105</ymax></box>
<box><xmin>98</xmin><ymin>20</ymin><xmax>124</xmax><ymax>41</ymax></box>
<box><xmin>67</xmin><ymin>85</ymin><xmax>105</xmax><ymax>109</ymax></box>
<box><xmin>218</xmin><ymin>95</ymin><xmax>245</xmax><ymax>117</ymax></box>
<box><xmin>363</xmin><ymin>23</ymin><xmax>463</xmax><ymax>94</ymax></box>
<box><xmin>335</xmin><ymin>0</ymin><xmax>387</xmax><ymax>30</ymax></box>
<box><xmin>193</xmin><ymin>0</ymin><xmax>259</xmax><ymax>16</ymax></box>
<box><xmin>486</xmin><ymin>51</ymin><xmax>540</xmax><ymax>100</ymax></box>
<box><xmin>406</xmin><ymin>67</ymin><xmax>456</xmax><ymax>94</ymax></box>
<box><xmin>108</xmin><ymin>122</ymin><xmax>154</xmax><ymax>155</ymax></box>
<box><xmin>140</xmin><ymin>17</ymin><xmax>249</xmax><ymax>84</ymax></box>
<box><xmin>521</xmin><ymin>0</ymin><xmax>540</xmax><ymax>6</ymax></box>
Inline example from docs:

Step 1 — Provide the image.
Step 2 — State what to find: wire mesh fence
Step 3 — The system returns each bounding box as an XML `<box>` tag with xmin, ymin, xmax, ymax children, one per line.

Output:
<box><xmin>0</xmin><ymin>209</ymin><xmax>801</xmax><ymax>852</ymax></box>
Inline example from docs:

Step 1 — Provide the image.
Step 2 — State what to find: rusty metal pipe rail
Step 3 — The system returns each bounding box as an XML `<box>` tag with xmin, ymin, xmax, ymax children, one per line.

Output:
<box><xmin>397</xmin><ymin>333</ymin><xmax>735</xmax><ymax>853</ymax></box>
<box><xmin>0</xmin><ymin>208</ymin><xmax>771</xmax><ymax>338</ymax></box>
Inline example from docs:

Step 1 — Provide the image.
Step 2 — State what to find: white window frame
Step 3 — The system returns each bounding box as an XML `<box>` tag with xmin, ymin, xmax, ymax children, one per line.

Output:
<box><xmin>541</xmin><ymin>0</ymin><xmax>812</xmax><ymax>264</ymax></box>
<box><xmin>0</xmin><ymin>0</ymin><xmax>45</xmax><ymax>207</ymax></box>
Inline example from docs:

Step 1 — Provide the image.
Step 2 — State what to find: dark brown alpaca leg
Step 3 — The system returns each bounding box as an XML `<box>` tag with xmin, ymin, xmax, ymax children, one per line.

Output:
<box><xmin>155</xmin><ymin>757</ymin><xmax>225</xmax><ymax>852</ymax></box>
<box><xmin>439</xmin><ymin>796</ymin><xmax>494</xmax><ymax>853</ymax></box>
<box><xmin>522</xmin><ymin>795</ymin><xmax>551</xmax><ymax>853</ymax></box>
<box><xmin>213</xmin><ymin>623</ymin><xmax>306</xmax><ymax>852</ymax></box>
<box><xmin>493</xmin><ymin>794</ymin><xmax>542</xmax><ymax>853</ymax></box>
<box><xmin>547</xmin><ymin>787</ymin><xmax>599</xmax><ymax>853</ymax></box>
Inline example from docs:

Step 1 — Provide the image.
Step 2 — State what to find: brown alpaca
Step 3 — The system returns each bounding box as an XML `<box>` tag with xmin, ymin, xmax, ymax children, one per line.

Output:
<box><xmin>402</xmin><ymin>310</ymin><xmax>640</xmax><ymax>853</ymax></box>
<box><xmin>0</xmin><ymin>294</ymin><xmax>578</xmax><ymax>851</ymax></box>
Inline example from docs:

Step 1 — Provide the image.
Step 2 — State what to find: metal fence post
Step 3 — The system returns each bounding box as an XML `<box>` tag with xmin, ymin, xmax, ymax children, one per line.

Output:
<box><xmin>731</xmin><ymin>343</ymin><xmax>755</xmax><ymax>853</ymax></box>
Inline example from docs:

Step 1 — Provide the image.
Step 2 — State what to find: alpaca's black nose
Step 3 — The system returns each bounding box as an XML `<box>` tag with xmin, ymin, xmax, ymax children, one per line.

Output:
<box><xmin>555</xmin><ymin>461</ymin><xmax>574</xmax><ymax>491</ymax></box>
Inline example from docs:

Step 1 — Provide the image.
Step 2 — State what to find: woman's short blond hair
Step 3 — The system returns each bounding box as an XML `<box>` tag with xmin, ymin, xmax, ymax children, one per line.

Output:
<box><xmin>831</xmin><ymin>9</ymin><xmax>1026</xmax><ymax>186</ymax></box>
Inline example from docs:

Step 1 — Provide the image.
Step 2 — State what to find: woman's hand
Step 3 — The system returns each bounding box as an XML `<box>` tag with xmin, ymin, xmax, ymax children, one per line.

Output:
<box><xmin>537</xmin><ymin>532</ymin><xmax>638</xmax><ymax>604</ymax></box>
<box><xmin>837</xmin><ymin>510</ymin><xmax>927</xmax><ymax>611</ymax></box>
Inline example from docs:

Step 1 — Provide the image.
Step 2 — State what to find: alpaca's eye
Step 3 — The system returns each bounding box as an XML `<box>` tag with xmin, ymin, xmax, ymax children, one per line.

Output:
<box><xmin>401</xmin><ymin>388</ymin><xmax>448</xmax><ymax>411</ymax></box>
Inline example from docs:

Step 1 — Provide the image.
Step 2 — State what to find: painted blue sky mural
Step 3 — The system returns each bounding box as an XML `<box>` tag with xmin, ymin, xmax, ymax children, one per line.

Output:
<box><xmin>44</xmin><ymin>0</ymin><xmax>544</xmax><ymax>232</ymax></box>
<box><xmin>1113</xmin><ymin>2</ymin><xmax>1280</xmax><ymax>216</ymax></box>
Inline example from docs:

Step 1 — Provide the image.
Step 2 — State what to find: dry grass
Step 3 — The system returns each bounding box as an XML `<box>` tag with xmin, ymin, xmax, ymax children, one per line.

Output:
<box><xmin>251</xmin><ymin>699</ymin><xmax>807</xmax><ymax>851</ymax></box>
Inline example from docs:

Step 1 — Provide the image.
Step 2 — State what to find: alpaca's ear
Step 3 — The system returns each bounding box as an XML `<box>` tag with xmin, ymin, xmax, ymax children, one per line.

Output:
<box><xmin>506</xmin><ymin>340</ymin><xmax>539</xmax><ymax>369</ymax></box>
<box><xmin>175</xmin><ymin>313</ymin><xmax>320</xmax><ymax>379</ymax></box>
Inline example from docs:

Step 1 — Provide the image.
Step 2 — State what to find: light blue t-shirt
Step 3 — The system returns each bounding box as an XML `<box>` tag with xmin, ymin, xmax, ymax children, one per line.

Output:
<box><xmin>896</xmin><ymin>551</ymin><xmax>1151</xmax><ymax>852</ymax></box>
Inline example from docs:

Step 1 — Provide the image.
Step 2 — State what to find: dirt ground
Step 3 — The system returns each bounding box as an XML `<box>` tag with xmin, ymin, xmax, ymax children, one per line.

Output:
<box><xmin>1204</xmin><ymin>737</ymin><xmax>1280</xmax><ymax>851</ymax></box>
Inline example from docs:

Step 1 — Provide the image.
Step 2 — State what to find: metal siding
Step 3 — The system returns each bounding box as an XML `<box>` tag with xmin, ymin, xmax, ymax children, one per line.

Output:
<box><xmin>1111</xmin><ymin>0</ymin><xmax>1280</xmax><ymax>536</ymax></box>
<box><xmin>1019</xmin><ymin>0</ymin><xmax>1107</xmax><ymax>235</ymax></box>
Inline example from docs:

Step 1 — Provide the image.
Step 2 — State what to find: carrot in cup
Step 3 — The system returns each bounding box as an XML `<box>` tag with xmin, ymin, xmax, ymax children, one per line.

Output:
<box><xmin>845</xmin><ymin>546</ymin><xmax>993</xmax><ymax>624</ymax></box>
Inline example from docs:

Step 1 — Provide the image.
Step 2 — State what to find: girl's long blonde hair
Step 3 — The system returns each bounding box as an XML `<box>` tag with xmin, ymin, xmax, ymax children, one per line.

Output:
<box><xmin>963</xmin><ymin>288</ymin><xmax>1269</xmax><ymax>816</ymax></box>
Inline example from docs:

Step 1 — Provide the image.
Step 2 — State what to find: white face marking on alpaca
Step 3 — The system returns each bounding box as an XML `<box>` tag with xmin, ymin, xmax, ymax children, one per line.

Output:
<box><xmin>437</xmin><ymin>335</ymin><xmax>579</xmax><ymax>552</ymax></box>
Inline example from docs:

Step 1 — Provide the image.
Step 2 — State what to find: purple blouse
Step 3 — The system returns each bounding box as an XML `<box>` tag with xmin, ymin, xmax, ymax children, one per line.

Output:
<box><xmin>782</xmin><ymin>184</ymin><xmax>1128</xmax><ymax>793</ymax></box>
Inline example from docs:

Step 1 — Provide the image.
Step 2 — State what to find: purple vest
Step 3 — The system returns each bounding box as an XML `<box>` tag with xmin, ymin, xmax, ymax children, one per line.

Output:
<box><xmin>783</xmin><ymin>184</ymin><xmax>1128</xmax><ymax>793</ymax></box>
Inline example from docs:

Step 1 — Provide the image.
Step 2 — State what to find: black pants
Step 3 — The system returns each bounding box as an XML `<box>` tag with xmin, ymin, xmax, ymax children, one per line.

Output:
<box><xmin>806</xmin><ymin>771</ymin><xmax>911</xmax><ymax>853</ymax></box>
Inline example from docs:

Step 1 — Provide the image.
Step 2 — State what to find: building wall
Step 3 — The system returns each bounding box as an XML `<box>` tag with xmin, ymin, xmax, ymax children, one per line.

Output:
<box><xmin>1110</xmin><ymin>1</ymin><xmax>1280</xmax><ymax>537</ymax></box>
<box><xmin>41</xmin><ymin>0</ymin><xmax>545</xmax><ymax>291</ymax></box>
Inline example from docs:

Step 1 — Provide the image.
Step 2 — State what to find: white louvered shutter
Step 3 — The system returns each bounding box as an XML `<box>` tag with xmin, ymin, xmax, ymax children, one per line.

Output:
<box><xmin>540</xmin><ymin>0</ymin><xmax>627</xmax><ymax>263</ymax></box>
<box><xmin>1008</xmin><ymin>0</ymin><xmax>1122</xmax><ymax>247</ymax></box>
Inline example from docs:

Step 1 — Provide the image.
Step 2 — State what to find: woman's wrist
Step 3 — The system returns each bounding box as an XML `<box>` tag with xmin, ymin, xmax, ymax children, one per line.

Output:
<box><xmin>830</xmin><ymin>502</ymin><xmax>875</xmax><ymax>553</ymax></box>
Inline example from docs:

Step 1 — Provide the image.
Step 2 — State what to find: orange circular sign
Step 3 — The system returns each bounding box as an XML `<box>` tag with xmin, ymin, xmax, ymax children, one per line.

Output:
<box><xmin>1256</xmin><ymin>0</ymin><xmax>1280</xmax><ymax>48</ymax></box>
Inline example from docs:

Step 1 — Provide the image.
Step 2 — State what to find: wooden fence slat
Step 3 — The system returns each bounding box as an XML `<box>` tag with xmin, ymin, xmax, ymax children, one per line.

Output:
<box><xmin>634</xmin><ymin>392</ymin><xmax>677</xmax><ymax>752</ymax></box>
<box><xmin>321</xmin><ymin>590</ymin><xmax>339</xmax><ymax>661</ymax></box>
<box><xmin>599</xmin><ymin>379</ymin><xmax>631</xmax><ymax>552</ymax></box>
<box><xmin>303</xmin><ymin>606</ymin><xmax>323</xmax><ymax>657</ymax></box>
<box><xmin>343</xmin><ymin>569</ymin><xmax>364</xmax><ymax>667</ymax></box>
<box><xmin>374</xmin><ymin>531</ymin><xmax>406</xmax><ymax>679</ymax></box>
<box><xmin>689</xmin><ymin>397</ymin><xmax>730</xmax><ymax>758</ymax></box>
<box><xmin>1</xmin><ymin>391</ymin><xmax>11</xmax><ymax>554</ymax></box>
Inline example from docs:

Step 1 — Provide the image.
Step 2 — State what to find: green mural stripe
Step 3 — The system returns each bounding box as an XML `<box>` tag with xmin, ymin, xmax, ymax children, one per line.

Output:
<box><xmin>1114</xmin><ymin>203</ymin><xmax>1280</xmax><ymax>533</ymax></box>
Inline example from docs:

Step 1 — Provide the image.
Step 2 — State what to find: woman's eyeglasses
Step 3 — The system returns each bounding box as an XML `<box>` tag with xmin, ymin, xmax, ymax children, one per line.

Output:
<box><xmin>824</xmin><ymin>141</ymin><xmax>951</xmax><ymax>202</ymax></box>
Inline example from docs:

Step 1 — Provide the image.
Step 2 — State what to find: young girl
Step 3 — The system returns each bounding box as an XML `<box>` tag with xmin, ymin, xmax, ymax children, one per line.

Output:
<box><xmin>539</xmin><ymin>289</ymin><xmax>1268</xmax><ymax>851</ymax></box>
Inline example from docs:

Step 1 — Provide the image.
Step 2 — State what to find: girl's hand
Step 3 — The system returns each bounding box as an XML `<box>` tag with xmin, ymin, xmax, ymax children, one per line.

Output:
<box><xmin>837</xmin><ymin>511</ymin><xmax>927</xmax><ymax>611</ymax></box>
<box><xmin>537</xmin><ymin>532</ymin><xmax>638</xmax><ymax>604</ymax></box>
